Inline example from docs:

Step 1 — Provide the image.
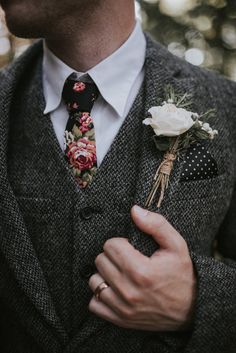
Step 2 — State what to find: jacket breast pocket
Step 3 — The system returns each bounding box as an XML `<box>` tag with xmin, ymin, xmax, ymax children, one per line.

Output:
<box><xmin>170</xmin><ymin>172</ymin><xmax>233</xmax><ymax>202</ymax></box>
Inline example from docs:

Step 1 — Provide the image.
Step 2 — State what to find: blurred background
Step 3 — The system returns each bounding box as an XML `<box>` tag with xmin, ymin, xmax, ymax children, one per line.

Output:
<box><xmin>1</xmin><ymin>0</ymin><xmax>236</xmax><ymax>80</ymax></box>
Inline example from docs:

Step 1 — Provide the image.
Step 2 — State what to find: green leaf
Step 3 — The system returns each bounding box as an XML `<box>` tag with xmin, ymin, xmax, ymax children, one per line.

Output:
<box><xmin>85</xmin><ymin>129</ymin><xmax>95</xmax><ymax>138</ymax></box>
<box><xmin>193</xmin><ymin>130</ymin><xmax>209</xmax><ymax>140</ymax></box>
<box><xmin>73</xmin><ymin>168</ymin><xmax>81</xmax><ymax>177</ymax></box>
<box><xmin>82</xmin><ymin>172</ymin><xmax>93</xmax><ymax>183</ymax></box>
<box><xmin>72</xmin><ymin>126</ymin><xmax>82</xmax><ymax>138</ymax></box>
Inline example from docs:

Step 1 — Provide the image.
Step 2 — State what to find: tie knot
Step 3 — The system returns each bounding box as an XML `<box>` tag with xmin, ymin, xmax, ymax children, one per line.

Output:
<box><xmin>62</xmin><ymin>74</ymin><xmax>99</xmax><ymax>113</ymax></box>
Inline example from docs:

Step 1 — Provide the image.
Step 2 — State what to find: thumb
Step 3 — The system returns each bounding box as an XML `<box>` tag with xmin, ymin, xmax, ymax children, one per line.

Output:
<box><xmin>131</xmin><ymin>205</ymin><xmax>184</xmax><ymax>252</ymax></box>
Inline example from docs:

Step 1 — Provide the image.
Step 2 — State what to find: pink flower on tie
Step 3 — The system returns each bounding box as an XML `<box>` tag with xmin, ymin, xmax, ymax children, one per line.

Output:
<box><xmin>73</xmin><ymin>82</ymin><xmax>86</xmax><ymax>92</ymax></box>
<box><xmin>67</xmin><ymin>138</ymin><xmax>96</xmax><ymax>171</ymax></box>
<box><xmin>79</xmin><ymin>113</ymin><xmax>93</xmax><ymax>133</ymax></box>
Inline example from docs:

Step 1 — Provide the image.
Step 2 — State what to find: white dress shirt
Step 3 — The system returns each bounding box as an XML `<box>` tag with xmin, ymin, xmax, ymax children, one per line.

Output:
<box><xmin>43</xmin><ymin>22</ymin><xmax>146</xmax><ymax>166</ymax></box>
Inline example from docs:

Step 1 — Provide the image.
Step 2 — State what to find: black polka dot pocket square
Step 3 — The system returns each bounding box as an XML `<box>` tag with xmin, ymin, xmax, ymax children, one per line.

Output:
<box><xmin>180</xmin><ymin>144</ymin><xmax>218</xmax><ymax>182</ymax></box>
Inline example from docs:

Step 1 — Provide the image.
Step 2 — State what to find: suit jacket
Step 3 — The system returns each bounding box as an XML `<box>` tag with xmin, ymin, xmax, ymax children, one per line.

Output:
<box><xmin>0</xmin><ymin>36</ymin><xmax>236</xmax><ymax>353</ymax></box>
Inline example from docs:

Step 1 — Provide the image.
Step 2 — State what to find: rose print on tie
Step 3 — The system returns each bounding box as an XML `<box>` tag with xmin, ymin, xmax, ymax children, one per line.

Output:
<box><xmin>73</xmin><ymin>82</ymin><xmax>86</xmax><ymax>92</ymax></box>
<box><xmin>62</xmin><ymin>75</ymin><xmax>99</xmax><ymax>188</ymax></box>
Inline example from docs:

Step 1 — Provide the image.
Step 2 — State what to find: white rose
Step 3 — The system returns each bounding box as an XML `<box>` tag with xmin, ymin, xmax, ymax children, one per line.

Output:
<box><xmin>143</xmin><ymin>103</ymin><xmax>195</xmax><ymax>137</ymax></box>
<box><xmin>202</xmin><ymin>122</ymin><xmax>211</xmax><ymax>132</ymax></box>
<box><xmin>201</xmin><ymin>122</ymin><xmax>218</xmax><ymax>139</ymax></box>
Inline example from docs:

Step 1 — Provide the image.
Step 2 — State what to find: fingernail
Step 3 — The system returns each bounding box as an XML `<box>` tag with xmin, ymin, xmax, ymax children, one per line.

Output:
<box><xmin>133</xmin><ymin>205</ymin><xmax>149</xmax><ymax>217</ymax></box>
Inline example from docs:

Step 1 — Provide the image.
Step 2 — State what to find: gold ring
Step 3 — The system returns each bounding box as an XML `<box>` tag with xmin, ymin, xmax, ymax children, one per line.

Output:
<box><xmin>94</xmin><ymin>281</ymin><xmax>109</xmax><ymax>301</ymax></box>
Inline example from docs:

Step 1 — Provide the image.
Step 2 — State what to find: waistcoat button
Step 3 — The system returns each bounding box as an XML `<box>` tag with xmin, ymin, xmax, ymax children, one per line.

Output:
<box><xmin>81</xmin><ymin>265</ymin><xmax>95</xmax><ymax>279</ymax></box>
<box><xmin>80</xmin><ymin>207</ymin><xmax>94</xmax><ymax>220</ymax></box>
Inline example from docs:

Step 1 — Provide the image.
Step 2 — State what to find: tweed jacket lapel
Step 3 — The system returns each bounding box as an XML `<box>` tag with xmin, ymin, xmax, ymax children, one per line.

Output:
<box><xmin>129</xmin><ymin>36</ymin><xmax>204</xmax><ymax>254</ymax></box>
<box><xmin>134</xmin><ymin>36</ymin><xmax>198</xmax><ymax>205</ymax></box>
<box><xmin>0</xmin><ymin>44</ymin><xmax>68</xmax><ymax>348</ymax></box>
<box><xmin>130</xmin><ymin>36</ymin><xmax>233</xmax><ymax>256</ymax></box>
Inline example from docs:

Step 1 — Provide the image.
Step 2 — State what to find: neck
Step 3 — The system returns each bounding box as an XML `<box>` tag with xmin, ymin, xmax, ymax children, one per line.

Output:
<box><xmin>45</xmin><ymin>2</ymin><xmax>136</xmax><ymax>72</ymax></box>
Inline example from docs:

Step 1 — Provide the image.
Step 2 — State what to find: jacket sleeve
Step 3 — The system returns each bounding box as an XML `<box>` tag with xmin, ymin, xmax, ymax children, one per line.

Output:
<box><xmin>185</xmin><ymin>185</ymin><xmax>236</xmax><ymax>353</ymax></box>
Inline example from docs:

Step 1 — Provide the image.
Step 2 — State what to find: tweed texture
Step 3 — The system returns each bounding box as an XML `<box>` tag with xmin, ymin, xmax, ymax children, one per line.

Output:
<box><xmin>0</xmin><ymin>36</ymin><xmax>236</xmax><ymax>353</ymax></box>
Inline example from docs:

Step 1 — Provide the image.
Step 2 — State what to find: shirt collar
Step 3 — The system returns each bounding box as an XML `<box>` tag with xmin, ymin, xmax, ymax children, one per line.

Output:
<box><xmin>43</xmin><ymin>21</ymin><xmax>146</xmax><ymax>117</ymax></box>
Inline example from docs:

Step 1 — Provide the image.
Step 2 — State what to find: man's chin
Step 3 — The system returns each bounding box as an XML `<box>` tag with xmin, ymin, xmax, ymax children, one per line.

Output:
<box><xmin>4</xmin><ymin>14</ymin><xmax>44</xmax><ymax>39</ymax></box>
<box><xmin>1</xmin><ymin>3</ymin><xmax>42</xmax><ymax>38</ymax></box>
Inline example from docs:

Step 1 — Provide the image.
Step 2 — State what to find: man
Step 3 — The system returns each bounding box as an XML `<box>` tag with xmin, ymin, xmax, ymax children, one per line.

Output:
<box><xmin>0</xmin><ymin>0</ymin><xmax>235</xmax><ymax>352</ymax></box>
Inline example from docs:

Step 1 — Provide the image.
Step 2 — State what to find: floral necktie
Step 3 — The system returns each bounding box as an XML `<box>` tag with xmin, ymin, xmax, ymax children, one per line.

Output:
<box><xmin>62</xmin><ymin>74</ymin><xmax>99</xmax><ymax>188</ymax></box>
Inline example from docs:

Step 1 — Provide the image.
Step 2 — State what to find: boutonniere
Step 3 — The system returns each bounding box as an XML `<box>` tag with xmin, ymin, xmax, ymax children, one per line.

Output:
<box><xmin>143</xmin><ymin>85</ymin><xmax>218</xmax><ymax>209</ymax></box>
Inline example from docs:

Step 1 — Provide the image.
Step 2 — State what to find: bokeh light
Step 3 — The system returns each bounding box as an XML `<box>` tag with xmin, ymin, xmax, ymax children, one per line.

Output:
<box><xmin>140</xmin><ymin>0</ymin><xmax>236</xmax><ymax>81</ymax></box>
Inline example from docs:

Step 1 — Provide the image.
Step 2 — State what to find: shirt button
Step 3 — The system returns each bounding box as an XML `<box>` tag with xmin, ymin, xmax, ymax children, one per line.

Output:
<box><xmin>80</xmin><ymin>207</ymin><xmax>94</xmax><ymax>220</ymax></box>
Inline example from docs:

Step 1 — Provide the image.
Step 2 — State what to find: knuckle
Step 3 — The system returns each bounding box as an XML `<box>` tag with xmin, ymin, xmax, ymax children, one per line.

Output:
<box><xmin>88</xmin><ymin>273</ymin><xmax>96</xmax><ymax>287</ymax></box>
<box><xmin>155</xmin><ymin>213</ymin><xmax>166</xmax><ymax>226</ymax></box>
<box><xmin>103</xmin><ymin>237</ymin><xmax>128</xmax><ymax>253</ymax></box>
<box><xmin>177</xmin><ymin>237</ymin><xmax>188</xmax><ymax>253</ymax></box>
<box><xmin>118</xmin><ymin>306</ymin><xmax>136</xmax><ymax>320</ymax></box>
<box><xmin>121</xmin><ymin>289</ymin><xmax>141</xmax><ymax>305</ymax></box>
<box><xmin>182</xmin><ymin>253</ymin><xmax>192</xmax><ymax>268</ymax></box>
<box><xmin>95</xmin><ymin>253</ymin><xmax>103</xmax><ymax>267</ymax></box>
<box><xmin>132</xmin><ymin>266</ymin><xmax>151</xmax><ymax>287</ymax></box>
<box><xmin>103</xmin><ymin>239</ymin><xmax>113</xmax><ymax>252</ymax></box>
<box><xmin>88</xmin><ymin>298</ymin><xmax>95</xmax><ymax>312</ymax></box>
<box><xmin>138</xmin><ymin>272</ymin><xmax>152</xmax><ymax>287</ymax></box>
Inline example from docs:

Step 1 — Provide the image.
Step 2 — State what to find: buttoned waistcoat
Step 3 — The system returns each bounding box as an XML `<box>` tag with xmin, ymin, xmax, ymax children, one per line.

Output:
<box><xmin>0</xmin><ymin>36</ymin><xmax>236</xmax><ymax>353</ymax></box>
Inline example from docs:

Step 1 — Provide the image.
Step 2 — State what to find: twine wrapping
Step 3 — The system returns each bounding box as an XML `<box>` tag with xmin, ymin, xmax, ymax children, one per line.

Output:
<box><xmin>145</xmin><ymin>137</ymin><xmax>179</xmax><ymax>208</ymax></box>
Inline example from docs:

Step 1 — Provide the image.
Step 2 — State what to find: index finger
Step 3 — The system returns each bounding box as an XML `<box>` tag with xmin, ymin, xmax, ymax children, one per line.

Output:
<box><xmin>103</xmin><ymin>237</ymin><xmax>149</xmax><ymax>273</ymax></box>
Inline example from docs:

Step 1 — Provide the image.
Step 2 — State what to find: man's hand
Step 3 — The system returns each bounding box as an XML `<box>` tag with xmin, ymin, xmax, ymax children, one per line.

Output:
<box><xmin>88</xmin><ymin>205</ymin><xmax>197</xmax><ymax>331</ymax></box>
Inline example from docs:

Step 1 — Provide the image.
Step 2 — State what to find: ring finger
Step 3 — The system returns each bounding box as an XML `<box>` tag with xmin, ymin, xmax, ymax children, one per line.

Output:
<box><xmin>89</xmin><ymin>273</ymin><xmax>131</xmax><ymax>317</ymax></box>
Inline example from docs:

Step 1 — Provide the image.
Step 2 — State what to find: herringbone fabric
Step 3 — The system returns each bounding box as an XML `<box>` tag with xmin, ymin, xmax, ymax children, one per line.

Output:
<box><xmin>0</xmin><ymin>36</ymin><xmax>236</xmax><ymax>353</ymax></box>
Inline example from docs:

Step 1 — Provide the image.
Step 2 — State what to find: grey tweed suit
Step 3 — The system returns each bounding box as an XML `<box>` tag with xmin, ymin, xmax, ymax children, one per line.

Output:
<box><xmin>0</xmin><ymin>35</ymin><xmax>236</xmax><ymax>353</ymax></box>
